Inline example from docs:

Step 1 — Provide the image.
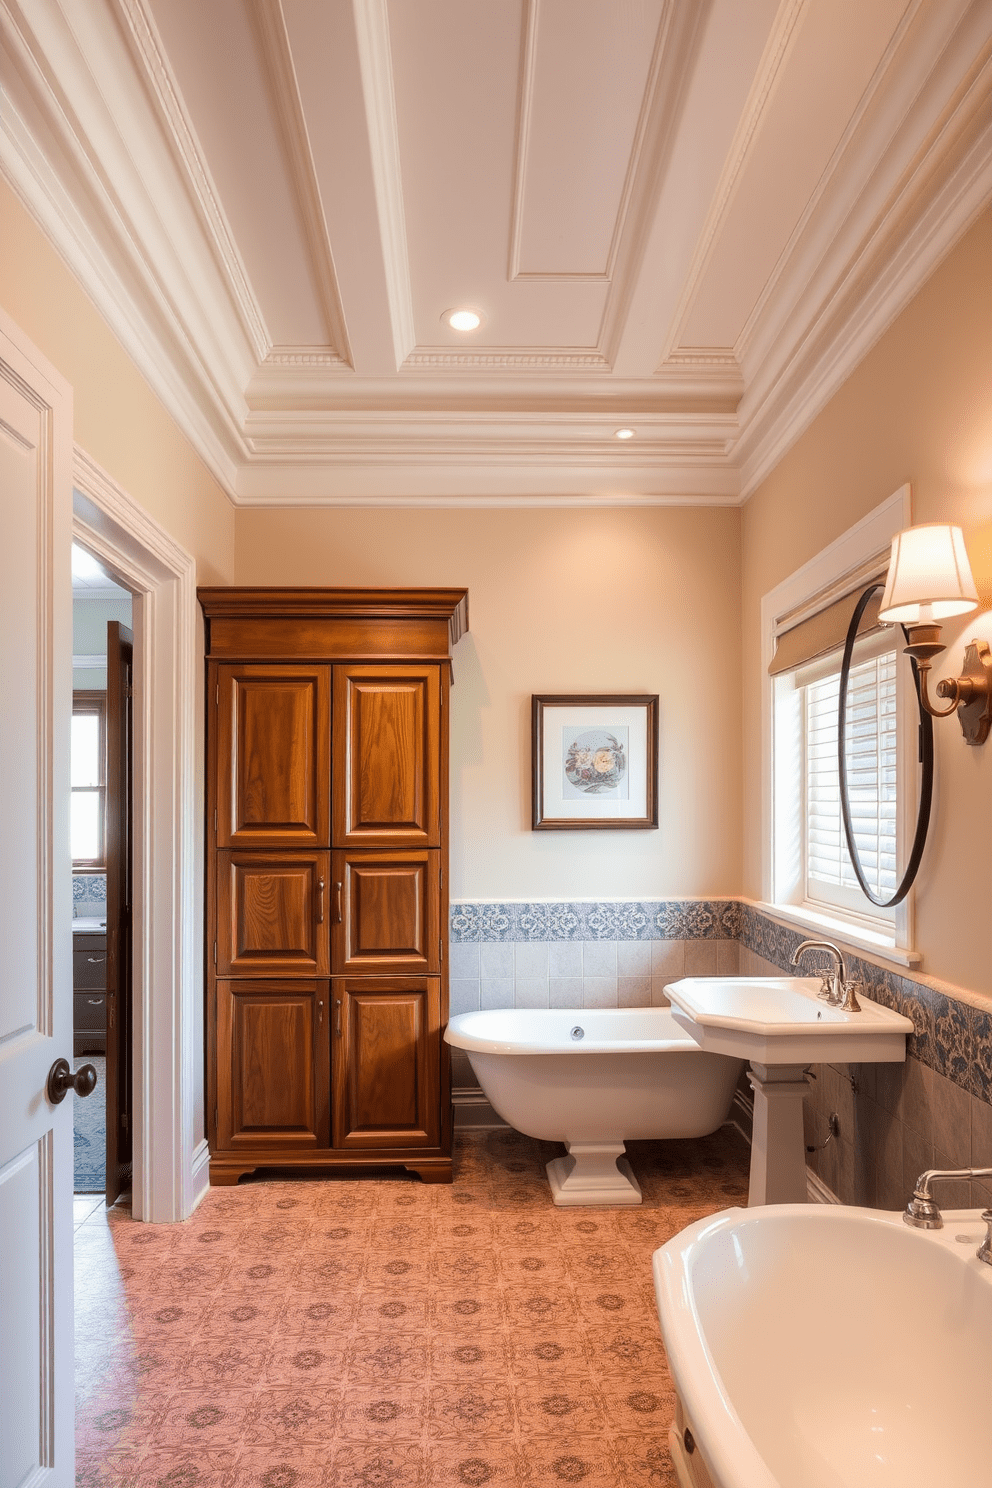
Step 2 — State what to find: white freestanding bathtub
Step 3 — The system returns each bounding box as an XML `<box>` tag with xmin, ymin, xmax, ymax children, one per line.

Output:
<box><xmin>653</xmin><ymin>1204</ymin><xmax>992</xmax><ymax>1488</ymax></box>
<box><xmin>445</xmin><ymin>1007</ymin><xmax>743</xmax><ymax>1205</ymax></box>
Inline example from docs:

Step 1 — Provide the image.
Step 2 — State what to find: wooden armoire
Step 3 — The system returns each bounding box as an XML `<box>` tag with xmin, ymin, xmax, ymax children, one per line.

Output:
<box><xmin>198</xmin><ymin>587</ymin><xmax>468</xmax><ymax>1186</ymax></box>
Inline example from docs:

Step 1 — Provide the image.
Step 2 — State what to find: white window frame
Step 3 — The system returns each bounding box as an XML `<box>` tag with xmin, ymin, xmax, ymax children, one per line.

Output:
<box><xmin>759</xmin><ymin>486</ymin><xmax>922</xmax><ymax>967</ymax></box>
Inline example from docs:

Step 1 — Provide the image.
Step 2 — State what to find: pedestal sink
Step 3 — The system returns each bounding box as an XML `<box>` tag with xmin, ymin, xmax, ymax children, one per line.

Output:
<box><xmin>664</xmin><ymin>977</ymin><xmax>913</xmax><ymax>1205</ymax></box>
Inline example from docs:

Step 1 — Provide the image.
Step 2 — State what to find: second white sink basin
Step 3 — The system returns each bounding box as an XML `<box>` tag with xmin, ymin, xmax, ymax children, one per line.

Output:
<box><xmin>664</xmin><ymin>976</ymin><xmax>912</xmax><ymax>1064</ymax></box>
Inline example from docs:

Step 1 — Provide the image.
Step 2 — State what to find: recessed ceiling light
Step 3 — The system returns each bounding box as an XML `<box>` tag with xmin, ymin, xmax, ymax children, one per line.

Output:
<box><xmin>444</xmin><ymin>308</ymin><xmax>482</xmax><ymax>331</ymax></box>
<box><xmin>615</xmin><ymin>428</ymin><xmax>635</xmax><ymax>440</ymax></box>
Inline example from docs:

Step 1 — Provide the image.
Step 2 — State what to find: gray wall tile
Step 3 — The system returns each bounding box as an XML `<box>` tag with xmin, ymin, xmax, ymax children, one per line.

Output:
<box><xmin>514</xmin><ymin>978</ymin><xmax>550</xmax><ymax>1009</ymax></box>
<box><xmin>481</xmin><ymin>977</ymin><xmax>514</xmax><ymax>1010</ymax></box>
<box><xmin>514</xmin><ymin>942</ymin><xmax>550</xmax><ymax>978</ymax></box>
<box><xmin>617</xmin><ymin>941</ymin><xmax>651</xmax><ymax>976</ymax></box>
<box><xmin>582</xmin><ymin>977</ymin><xmax>618</xmax><ymax>1008</ymax></box>
<box><xmin>481</xmin><ymin>943</ymin><xmax>514</xmax><ymax>978</ymax></box>
<box><xmin>549</xmin><ymin>943</ymin><xmax>582</xmax><ymax>978</ymax></box>
<box><xmin>618</xmin><ymin>976</ymin><xmax>652</xmax><ymax>1007</ymax></box>
<box><xmin>449</xmin><ymin>980</ymin><xmax>480</xmax><ymax>1016</ymax></box>
<box><xmin>550</xmin><ymin>977</ymin><xmax>583</xmax><ymax>1009</ymax></box>
<box><xmin>449</xmin><ymin>943</ymin><xmax>481</xmax><ymax>980</ymax></box>
<box><xmin>582</xmin><ymin>941</ymin><xmax>617</xmax><ymax>977</ymax></box>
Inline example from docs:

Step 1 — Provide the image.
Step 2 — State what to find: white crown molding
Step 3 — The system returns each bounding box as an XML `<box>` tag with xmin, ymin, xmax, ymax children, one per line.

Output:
<box><xmin>263</xmin><ymin>344</ymin><xmax>350</xmax><ymax>368</ymax></box>
<box><xmin>112</xmin><ymin>0</ymin><xmax>271</xmax><ymax>363</ymax></box>
<box><xmin>0</xmin><ymin>83</ymin><xmax>242</xmax><ymax>498</ymax></box>
<box><xmin>250</xmin><ymin>0</ymin><xmax>352</xmax><ymax>366</ymax></box>
<box><xmin>402</xmin><ymin>350</ymin><xmax>612</xmax><ymax>371</ymax></box>
<box><xmin>736</xmin><ymin>3</ymin><xmax>992</xmax><ymax>494</ymax></box>
<box><xmin>353</xmin><ymin>0</ymin><xmax>415</xmax><ymax>370</ymax></box>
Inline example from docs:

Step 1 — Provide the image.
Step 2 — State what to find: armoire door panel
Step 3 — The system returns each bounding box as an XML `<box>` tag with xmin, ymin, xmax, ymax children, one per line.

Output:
<box><xmin>333</xmin><ymin>666</ymin><xmax>440</xmax><ymax>847</ymax></box>
<box><xmin>218</xmin><ymin>851</ymin><xmax>330</xmax><ymax>977</ymax></box>
<box><xmin>217</xmin><ymin>981</ymin><xmax>329</xmax><ymax>1149</ymax></box>
<box><xmin>334</xmin><ymin>850</ymin><xmax>440</xmax><ymax>974</ymax></box>
<box><xmin>217</xmin><ymin>664</ymin><xmax>330</xmax><ymax>848</ymax></box>
<box><xmin>332</xmin><ymin>979</ymin><xmax>440</xmax><ymax>1149</ymax></box>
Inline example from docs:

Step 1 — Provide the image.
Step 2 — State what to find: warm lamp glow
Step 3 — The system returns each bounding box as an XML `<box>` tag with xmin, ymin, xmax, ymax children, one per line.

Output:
<box><xmin>614</xmin><ymin>428</ymin><xmax>635</xmax><ymax>440</ymax></box>
<box><xmin>879</xmin><ymin>523</ymin><xmax>978</xmax><ymax>622</ymax></box>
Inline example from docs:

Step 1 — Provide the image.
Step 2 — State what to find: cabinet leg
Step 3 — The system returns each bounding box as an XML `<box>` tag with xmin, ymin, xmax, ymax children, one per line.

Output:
<box><xmin>209</xmin><ymin>1162</ymin><xmax>257</xmax><ymax>1186</ymax></box>
<box><xmin>405</xmin><ymin>1162</ymin><xmax>453</xmax><ymax>1185</ymax></box>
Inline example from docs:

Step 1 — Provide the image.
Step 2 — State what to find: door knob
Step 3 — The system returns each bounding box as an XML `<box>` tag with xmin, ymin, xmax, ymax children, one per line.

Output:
<box><xmin>47</xmin><ymin>1058</ymin><xmax>98</xmax><ymax>1105</ymax></box>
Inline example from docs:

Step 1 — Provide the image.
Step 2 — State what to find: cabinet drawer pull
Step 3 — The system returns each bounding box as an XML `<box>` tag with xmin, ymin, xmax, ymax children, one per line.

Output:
<box><xmin>87</xmin><ymin>998</ymin><xmax>104</xmax><ymax>1007</ymax></box>
<box><xmin>335</xmin><ymin>998</ymin><xmax>342</xmax><ymax>1038</ymax></box>
<box><xmin>316</xmin><ymin>877</ymin><xmax>325</xmax><ymax>924</ymax></box>
<box><xmin>86</xmin><ymin>956</ymin><xmax>105</xmax><ymax>964</ymax></box>
<box><xmin>334</xmin><ymin>881</ymin><xmax>343</xmax><ymax>924</ymax></box>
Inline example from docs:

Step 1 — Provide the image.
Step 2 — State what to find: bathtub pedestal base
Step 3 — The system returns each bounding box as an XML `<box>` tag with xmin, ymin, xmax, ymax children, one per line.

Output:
<box><xmin>546</xmin><ymin>1141</ymin><xmax>643</xmax><ymax>1206</ymax></box>
<box><xmin>747</xmin><ymin>1061</ymin><xmax>811</xmax><ymax>1205</ymax></box>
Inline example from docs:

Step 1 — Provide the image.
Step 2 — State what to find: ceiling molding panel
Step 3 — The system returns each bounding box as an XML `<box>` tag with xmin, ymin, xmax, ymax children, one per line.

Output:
<box><xmin>657</xmin><ymin>0</ymin><xmax>809</xmax><ymax>370</ymax></box>
<box><xmin>507</xmin><ymin>0</ymin><xmax>668</xmax><ymax>282</ymax></box>
<box><xmin>114</xmin><ymin>0</ymin><xmax>271</xmax><ymax>363</ymax></box>
<box><xmin>0</xmin><ymin>0</ymin><xmax>988</xmax><ymax>507</ymax></box>
<box><xmin>248</xmin><ymin>0</ymin><xmax>353</xmax><ymax>366</ymax></box>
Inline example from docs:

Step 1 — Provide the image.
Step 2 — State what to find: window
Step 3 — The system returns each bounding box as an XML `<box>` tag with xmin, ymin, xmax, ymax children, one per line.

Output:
<box><xmin>761</xmin><ymin>488</ymin><xmax>918</xmax><ymax>962</ymax></box>
<box><xmin>776</xmin><ymin>630</ymin><xmax>899</xmax><ymax>932</ymax></box>
<box><xmin>71</xmin><ymin>691</ymin><xmax>106</xmax><ymax>868</ymax></box>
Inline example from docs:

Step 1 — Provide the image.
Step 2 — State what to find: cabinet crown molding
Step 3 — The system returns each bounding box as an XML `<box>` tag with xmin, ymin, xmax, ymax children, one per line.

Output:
<box><xmin>197</xmin><ymin>586</ymin><xmax>469</xmax><ymax>648</ymax></box>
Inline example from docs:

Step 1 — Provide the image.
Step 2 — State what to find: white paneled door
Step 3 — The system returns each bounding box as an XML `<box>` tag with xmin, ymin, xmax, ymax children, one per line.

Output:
<box><xmin>0</xmin><ymin>311</ymin><xmax>75</xmax><ymax>1486</ymax></box>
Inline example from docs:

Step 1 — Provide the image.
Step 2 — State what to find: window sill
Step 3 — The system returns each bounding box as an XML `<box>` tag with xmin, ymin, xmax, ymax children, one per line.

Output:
<box><xmin>756</xmin><ymin>901</ymin><xmax>921</xmax><ymax>970</ymax></box>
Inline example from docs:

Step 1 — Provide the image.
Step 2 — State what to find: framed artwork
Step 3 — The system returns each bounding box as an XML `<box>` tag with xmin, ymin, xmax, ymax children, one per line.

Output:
<box><xmin>531</xmin><ymin>694</ymin><xmax>659</xmax><ymax>830</ymax></box>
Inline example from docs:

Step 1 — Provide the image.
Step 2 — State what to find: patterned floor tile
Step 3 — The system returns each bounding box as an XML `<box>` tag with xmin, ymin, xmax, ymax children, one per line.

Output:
<box><xmin>75</xmin><ymin>1128</ymin><xmax>751</xmax><ymax>1487</ymax></box>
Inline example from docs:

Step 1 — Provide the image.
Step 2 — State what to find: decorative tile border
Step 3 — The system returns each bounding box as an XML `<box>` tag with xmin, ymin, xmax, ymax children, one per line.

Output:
<box><xmin>73</xmin><ymin>873</ymin><xmax>106</xmax><ymax>917</ymax></box>
<box><xmin>450</xmin><ymin>899</ymin><xmax>741</xmax><ymax>943</ymax></box>
<box><xmin>450</xmin><ymin>898</ymin><xmax>992</xmax><ymax>1107</ymax></box>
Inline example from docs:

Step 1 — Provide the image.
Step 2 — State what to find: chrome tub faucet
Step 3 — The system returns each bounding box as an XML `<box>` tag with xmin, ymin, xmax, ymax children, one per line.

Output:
<box><xmin>903</xmin><ymin>1167</ymin><xmax>992</xmax><ymax>1266</ymax></box>
<box><xmin>791</xmin><ymin>938</ymin><xmax>862</xmax><ymax>1013</ymax></box>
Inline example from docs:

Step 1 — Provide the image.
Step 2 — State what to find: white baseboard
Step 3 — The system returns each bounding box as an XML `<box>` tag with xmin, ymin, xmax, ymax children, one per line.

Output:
<box><xmin>189</xmin><ymin>1138</ymin><xmax>212</xmax><ymax>1213</ymax></box>
<box><xmin>806</xmin><ymin>1167</ymin><xmax>841</xmax><ymax>1204</ymax></box>
<box><xmin>452</xmin><ymin>1087</ymin><xmax>508</xmax><ymax>1130</ymax></box>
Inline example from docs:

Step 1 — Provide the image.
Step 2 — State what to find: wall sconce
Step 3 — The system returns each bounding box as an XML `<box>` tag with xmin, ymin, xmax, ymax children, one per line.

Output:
<box><xmin>879</xmin><ymin>523</ymin><xmax>992</xmax><ymax>745</ymax></box>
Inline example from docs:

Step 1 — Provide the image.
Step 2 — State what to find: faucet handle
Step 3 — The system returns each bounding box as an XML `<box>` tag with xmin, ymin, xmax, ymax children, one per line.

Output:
<box><xmin>979</xmin><ymin>1210</ymin><xmax>992</xmax><ymax>1267</ymax></box>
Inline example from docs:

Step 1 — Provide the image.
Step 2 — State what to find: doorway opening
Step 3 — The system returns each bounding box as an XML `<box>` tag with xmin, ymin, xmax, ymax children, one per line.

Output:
<box><xmin>70</xmin><ymin>542</ymin><xmax>134</xmax><ymax>1208</ymax></box>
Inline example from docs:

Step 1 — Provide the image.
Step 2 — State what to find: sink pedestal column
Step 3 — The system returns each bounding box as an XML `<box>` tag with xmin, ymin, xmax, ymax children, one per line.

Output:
<box><xmin>747</xmin><ymin>1062</ymin><xmax>811</xmax><ymax>1205</ymax></box>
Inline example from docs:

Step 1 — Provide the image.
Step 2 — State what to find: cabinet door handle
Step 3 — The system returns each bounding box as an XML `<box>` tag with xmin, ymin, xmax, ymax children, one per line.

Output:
<box><xmin>317</xmin><ymin>999</ymin><xmax>324</xmax><ymax>1026</ymax></box>
<box><xmin>334</xmin><ymin>881</ymin><xmax>343</xmax><ymax>924</ymax></box>
<box><xmin>86</xmin><ymin>956</ymin><xmax>105</xmax><ymax>964</ymax></box>
<box><xmin>335</xmin><ymin>998</ymin><xmax>342</xmax><ymax>1037</ymax></box>
<box><xmin>316</xmin><ymin>877</ymin><xmax>325</xmax><ymax>924</ymax></box>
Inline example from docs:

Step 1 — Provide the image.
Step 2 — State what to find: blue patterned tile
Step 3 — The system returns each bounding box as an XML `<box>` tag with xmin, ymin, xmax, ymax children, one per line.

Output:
<box><xmin>547</xmin><ymin>904</ymin><xmax>585</xmax><ymax>940</ymax></box>
<box><xmin>968</xmin><ymin>1007</ymin><xmax>992</xmax><ymax>1104</ymax></box>
<box><xmin>929</xmin><ymin>991</ymin><xmax>974</xmax><ymax>1088</ymax></box>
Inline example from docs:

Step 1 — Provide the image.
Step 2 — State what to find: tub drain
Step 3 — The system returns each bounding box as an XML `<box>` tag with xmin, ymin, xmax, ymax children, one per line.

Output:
<box><xmin>570</xmin><ymin>1026</ymin><xmax>585</xmax><ymax>1040</ymax></box>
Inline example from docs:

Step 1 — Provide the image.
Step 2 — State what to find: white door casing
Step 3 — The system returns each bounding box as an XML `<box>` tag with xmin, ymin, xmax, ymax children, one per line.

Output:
<box><xmin>71</xmin><ymin>449</ymin><xmax>205</xmax><ymax>1224</ymax></box>
<box><xmin>0</xmin><ymin>309</ymin><xmax>74</xmax><ymax>1484</ymax></box>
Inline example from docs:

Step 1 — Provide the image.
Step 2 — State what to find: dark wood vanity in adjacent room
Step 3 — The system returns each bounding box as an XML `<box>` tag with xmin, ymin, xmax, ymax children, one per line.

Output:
<box><xmin>73</xmin><ymin>925</ymin><xmax>107</xmax><ymax>1057</ymax></box>
<box><xmin>198</xmin><ymin>586</ymin><xmax>468</xmax><ymax>1186</ymax></box>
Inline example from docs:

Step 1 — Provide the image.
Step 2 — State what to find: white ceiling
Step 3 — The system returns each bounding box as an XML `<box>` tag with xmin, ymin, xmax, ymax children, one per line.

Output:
<box><xmin>1</xmin><ymin>0</ymin><xmax>990</xmax><ymax>506</ymax></box>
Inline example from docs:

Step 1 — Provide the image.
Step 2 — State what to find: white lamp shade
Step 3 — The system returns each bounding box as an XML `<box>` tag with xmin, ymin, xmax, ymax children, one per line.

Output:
<box><xmin>878</xmin><ymin>524</ymin><xmax>978</xmax><ymax>623</ymax></box>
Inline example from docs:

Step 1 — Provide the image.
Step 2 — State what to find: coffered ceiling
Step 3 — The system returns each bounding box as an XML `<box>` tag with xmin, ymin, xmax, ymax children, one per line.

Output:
<box><xmin>1</xmin><ymin>0</ymin><xmax>990</xmax><ymax>505</ymax></box>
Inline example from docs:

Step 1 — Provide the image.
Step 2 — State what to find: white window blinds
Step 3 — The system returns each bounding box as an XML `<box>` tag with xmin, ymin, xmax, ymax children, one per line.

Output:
<box><xmin>804</xmin><ymin>651</ymin><xmax>898</xmax><ymax>906</ymax></box>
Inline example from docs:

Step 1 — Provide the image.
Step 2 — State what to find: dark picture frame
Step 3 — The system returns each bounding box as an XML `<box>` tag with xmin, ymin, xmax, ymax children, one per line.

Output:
<box><xmin>531</xmin><ymin>694</ymin><xmax>659</xmax><ymax>830</ymax></box>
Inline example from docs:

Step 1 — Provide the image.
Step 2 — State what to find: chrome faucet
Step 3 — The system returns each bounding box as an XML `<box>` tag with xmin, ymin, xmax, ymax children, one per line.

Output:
<box><xmin>791</xmin><ymin>938</ymin><xmax>862</xmax><ymax>1013</ymax></box>
<box><xmin>903</xmin><ymin>1167</ymin><xmax>992</xmax><ymax>1265</ymax></box>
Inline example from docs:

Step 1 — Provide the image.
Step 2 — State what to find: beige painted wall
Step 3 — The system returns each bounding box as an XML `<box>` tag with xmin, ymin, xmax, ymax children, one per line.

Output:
<box><xmin>742</xmin><ymin>204</ymin><xmax>992</xmax><ymax>995</ymax></box>
<box><xmin>236</xmin><ymin>506</ymin><xmax>743</xmax><ymax>901</ymax></box>
<box><xmin>0</xmin><ymin>177</ymin><xmax>234</xmax><ymax>582</ymax></box>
